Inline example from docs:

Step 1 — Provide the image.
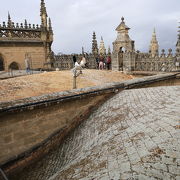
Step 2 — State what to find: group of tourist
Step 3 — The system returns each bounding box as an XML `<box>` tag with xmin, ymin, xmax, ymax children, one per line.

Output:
<box><xmin>96</xmin><ymin>55</ymin><xmax>111</xmax><ymax>70</ymax></box>
<box><xmin>73</xmin><ymin>55</ymin><xmax>87</xmax><ymax>69</ymax></box>
<box><xmin>72</xmin><ymin>55</ymin><xmax>111</xmax><ymax>70</ymax></box>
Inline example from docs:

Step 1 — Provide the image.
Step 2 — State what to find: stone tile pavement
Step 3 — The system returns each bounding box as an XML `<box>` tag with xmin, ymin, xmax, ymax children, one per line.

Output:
<box><xmin>14</xmin><ymin>86</ymin><xmax>180</xmax><ymax>180</ymax></box>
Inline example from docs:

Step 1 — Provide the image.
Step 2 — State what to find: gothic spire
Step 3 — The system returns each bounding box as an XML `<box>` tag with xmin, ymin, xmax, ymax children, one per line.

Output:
<box><xmin>99</xmin><ymin>36</ymin><xmax>106</xmax><ymax>55</ymax></box>
<box><xmin>108</xmin><ymin>46</ymin><xmax>111</xmax><ymax>55</ymax></box>
<box><xmin>92</xmin><ymin>31</ymin><xmax>98</xmax><ymax>55</ymax></box>
<box><xmin>152</xmin><ymin>28</ymin><xmax>157</xmax><ymax>41</ymax></box>
<box><xmin>48</xmin><ymin>17</ymin><xmax>52</xmax><ymax>32</ymax></box>
<box><xmin>24</xmin><ymin>19</ymin><xmax>28</xmax><ymax>29</ymax></box>
<box><xmin>40</xmin><ymin>0</ymin><xmax>48</xmax><ymax>27</ymax></box>
<box><xmin>7</xmin><ymin>12</ymin><xmax>12</xmax><ymax>27</ymax></box>
<box><xmin>149</xmin><ymin>28</ymin><xmax>159</xmax><ymax>57</ymax></box>
<box><xmin>48</xmin><ymin>17</ymin><xmax>53</xmax><ymax>43</ymax></box>
<box><xmin>82</xmin><ymin>47</ymin><xmax>85</xmax><ymax>55</ymax></box>
<box><xmin>176</xmin><ymin>23</ymin><xmax>180</xmax><ymax>52</ymax></box>
<box><xmin>8</xmin><ymin>12</ymin><xmax>11</xmax><ymax>22</ymax></box>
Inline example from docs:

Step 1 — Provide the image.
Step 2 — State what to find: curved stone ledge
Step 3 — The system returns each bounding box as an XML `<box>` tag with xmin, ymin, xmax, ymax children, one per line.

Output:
<box><xmin>0</xmin><ymin>72</ymin><xmax>179</xmax><ymax>115</ymax></box>
<box><xmin>0</xmin><ymin>94</ymin><xmax>111</xmax><ymax>177</ymax></box>
<box><xmin>0</xmin><ymin>72</ymin><xmax>179</xmax><ymax>178</ymax></box>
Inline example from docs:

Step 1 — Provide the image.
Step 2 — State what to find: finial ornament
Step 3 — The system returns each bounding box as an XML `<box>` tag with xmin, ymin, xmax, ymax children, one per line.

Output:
<box><xmin>176</xmin><ymin>22</ymin><xmax>180</xmax><ymax>52</ymax></box>
<box><xmin>48</xmin><ymin>17</ymin><xmax>53</xmax><ymax>32</ymax></box>
<box><xmin>49</xmin><ymin>18</ymin><xmax>52</xmax><ymax>27</ymax></box>
<box><xmin>121</xmin><ymin>17</ymin><xmax>124</xmax><ymax>22</ymax></box>
<box><xmin>40</xmin><ymin>0</ymin><xmax>48</xmax><ymax>27</ymax></box>
<box><xmin>82</xmin><ymin>47</ymin><xmax>84</xmax><ymax>55</ymax></box>
<box><xmin>99</xmin><ymin>36</ymin><xmax>106</xmax><ymax>55</ymax></box>
<box><xmin>24</xmin><ymin>19</ymin><xmax>28</xmax><ymax>28</ymax></box>
<box><xmin>149</xmin><ymin>28</ymin><xmax>159</xmax><ymax>57</ymax></box>
<box><xmin>7</xmin><ymin>12</ymin><xmax>13</xmax><ymax>27</ymax></box>
<box><xmin>8</xmin><ymin>12</ymin><xmax>11</xmax><ymax>22</ymax></box>
<box><xmin>153</xmin><ymin>28</ymin><xmax>156</xmax><ymax>33</ymax></box>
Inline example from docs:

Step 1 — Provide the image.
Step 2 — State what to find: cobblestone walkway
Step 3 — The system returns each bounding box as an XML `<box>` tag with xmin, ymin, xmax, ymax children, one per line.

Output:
<box><xmin>15</xmin><ymin>86</ymin><xmax>180</xmax><ymax>180</ymax></box>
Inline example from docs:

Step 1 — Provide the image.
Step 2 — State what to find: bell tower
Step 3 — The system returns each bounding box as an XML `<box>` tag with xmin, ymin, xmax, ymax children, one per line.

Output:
<box><xmin>99</xmin><ymin>36</ymin><xmax>106</xmax><ymax>55</ymax></box>
<box><xmin>112</xmin><ymin>17</ymin><xmax>135</xmax><ymax>71</ymax></box>
<box><xmin>149</xmin><ymin>28</ymin><xmax>159</xmax><ymax>57</ymax></box>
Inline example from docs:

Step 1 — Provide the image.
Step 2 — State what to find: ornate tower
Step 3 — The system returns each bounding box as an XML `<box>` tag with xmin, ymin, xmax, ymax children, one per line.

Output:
<box><xmin>149</xmin><ymin>28</ymin><xmax>159</xmax><ymax>57</ymax></box>
<box><xmin>40</xmin><ymin>0</ymin><xmax>48</xmax><ymax>28</ymax></box>
<box><xmin>7</xmin><ymin>12</ymin><xmax>12</xmax><ymax>27</ymax></box>
<box><xmin>176</xmin><ymin>24</ymin><xmax>180</xmax><ymax>53</ymax></box>
<box><xmin>40</xmin><ymin>0</ymin><xmax>54</xmax><ymax>64</ymax></box>
<box><xmin>112</xmin><ymin>17</ymin><xmax>135</xmax><ymax>71</ymax></box>
<box><xmin>0</xmin><ymin>0</ymin><xmax>54</xmax><ymax>71</ymax></box>
<box><xmin>113</xmin><ymin>17</ymin><xmax>135</xmax><ymax>52</ymax></box>
<box><xmin>48</xmin><ymin>18</ymin><xmax>53</xmax><ymax>43</ymax></box>
<box><xmin>92</xmin><ymin>31</ymin><xmax>98</xmax><ymax>56</ymax></box>
<box><xmin>99</xmin><ymin>36</ymin><xmax>106</xmax><ymax>55</ymax></box>
<box><xmin>108</xmin><ymin>46</ymin><xmax>111</xmax><ymax>56</ymax></box>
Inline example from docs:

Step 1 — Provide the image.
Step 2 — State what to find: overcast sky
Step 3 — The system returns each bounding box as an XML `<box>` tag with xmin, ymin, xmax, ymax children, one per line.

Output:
<box><xmin>0</xmin><ymin>0</ymin><xmax>180</xmax><ymax>54</ymax></box>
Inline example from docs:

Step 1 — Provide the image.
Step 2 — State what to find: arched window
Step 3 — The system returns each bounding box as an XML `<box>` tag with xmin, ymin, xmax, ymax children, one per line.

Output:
<box><xmin>119</xmin><ymin>47</ymin><xmax>126</xmax><ymax>53</ymax></box>
<box><xmin>0</xmin><ymin>55</ymin><xmax>4</xmax><ymax>71</ymax></box>
<box><xmin>9</xmin><ymin>62</ymin><xmax>20</xmax><ymax>70</ymax></box>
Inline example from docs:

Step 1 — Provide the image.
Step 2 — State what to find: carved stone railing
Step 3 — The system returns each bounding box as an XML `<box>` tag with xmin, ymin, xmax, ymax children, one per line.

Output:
<box><xmin>122</xmin><ymin>49</ymin><xmax>180</xmax><ymax>72</ymax></box>
<box><xmin>135</xmin><ymin>60</ymin><xmax>177</xmax><ymax>72</ymax></box>
<box><xmin>0</xmin><ymin>22</ymin><xmax>41</xmax><ymax>39</ymax></box>
<box><xmin>54</xmin><ymin>54</ymin><xmax>97</xmax><ymax>70</ymax></box>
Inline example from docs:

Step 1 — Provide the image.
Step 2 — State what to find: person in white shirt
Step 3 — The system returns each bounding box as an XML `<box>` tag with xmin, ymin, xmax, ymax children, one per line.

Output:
<box><xmin>80</xmin><ymin>56</ymin><xmax>86</xmax><ymax>68</ymax></box>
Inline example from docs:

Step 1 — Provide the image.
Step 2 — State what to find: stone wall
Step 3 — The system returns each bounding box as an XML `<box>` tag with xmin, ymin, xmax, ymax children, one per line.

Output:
<box><xmin>0</xmin><ymin>94</ymin><xmax>109</xmax><ymax>166</ymax></box>
<box><xmin>0</xmin><ymin>0</ymin><xmax>53</xmax><ymax>72</ymax></box>
<box><xmin>0</xmin><ymin>43</ymin><xmax>46</xmax><ymax>71</ymax></box>
<box><xmin>122</xmin><ymin>51</ymin><xmax>180</xmax><ymax>72</ymax></box>
<box><xmin>55</xmin><ymin>51</ymin><xmax>180</xmax><ymax>73</ymax></box>
<box><xmin>54</xmin><ymin>54</ymin><xmax>97</xmax><ymax>70</ymax></box>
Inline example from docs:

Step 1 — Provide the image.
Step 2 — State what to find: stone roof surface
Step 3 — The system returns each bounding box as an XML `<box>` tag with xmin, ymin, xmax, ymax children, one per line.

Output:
<box><xmin>15</xmin><ymin>85</ymin><xmax>180</xmax><ymax>180</ymax></box>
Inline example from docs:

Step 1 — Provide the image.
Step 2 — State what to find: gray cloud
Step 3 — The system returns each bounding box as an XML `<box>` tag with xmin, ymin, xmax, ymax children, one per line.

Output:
<box><xmin>0</xmin><ymin>0</ymin><xmax>180</xmax><ymax>54</ymax></box>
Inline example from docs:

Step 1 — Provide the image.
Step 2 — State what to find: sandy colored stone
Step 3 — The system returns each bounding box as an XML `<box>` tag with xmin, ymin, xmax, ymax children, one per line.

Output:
<box><xmin>0</xmin><ymin>46</ymin><xmax>46</xmax><ymax>71</ymax></box>
<box><xmin>0</xmin><ymin>70</ymin><xmax>135</xmax><ymax>102</ymax></box>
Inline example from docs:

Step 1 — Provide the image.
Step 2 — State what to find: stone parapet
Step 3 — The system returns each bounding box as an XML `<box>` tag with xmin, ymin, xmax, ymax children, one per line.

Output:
<box><xmin>0</xmin><ymin>94</ymin><xmax>111</xmax><ymax>177</ymax></box>
<box><xmin>0</xmin><ymin>72</ymin><xmax>179</xmax><ymax>114</ymax></box>
<box><xmin>123</xmin><ymin>51</ymin><xmax>180</xmax><ymax>72</ymax></box>
<box><xmin>0</xmin><ymin>72</ymin><xmax>179</xmax><ymax>177</ymax></box>
<box><xmin>54</xmin><ymin>54</ymin><xmax>97</xmax><ymax>70</ymax></box>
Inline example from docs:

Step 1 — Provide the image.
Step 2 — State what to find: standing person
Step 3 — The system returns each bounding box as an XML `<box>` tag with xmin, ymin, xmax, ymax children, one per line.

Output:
<box><xmin>99</xmin><ymin>56</ymin><xmax>104</xmax><ymax>70</ymax></box>
<box><xmin>72</xmin><ymin>55</ymin><xmax>77</xmax><ymax>66</ymax></box>
<box><xmin>80</xmin><ymin>56</ymin><xmax>86</xmax><ymax>68</ymax></box>
<box><xmin>95</xmin><ymin>56</ymin><xmax>99</xmax><ymax>69</ymax></box>
<box><xmin>25</xmin><ymin>57</ymin><xmax>30</xmax><ymax>74</ymax></box>
<box><xmin>106</xmin><ymin>56</ymin><xmax>111</xmax><ymax>70</ymax></box>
